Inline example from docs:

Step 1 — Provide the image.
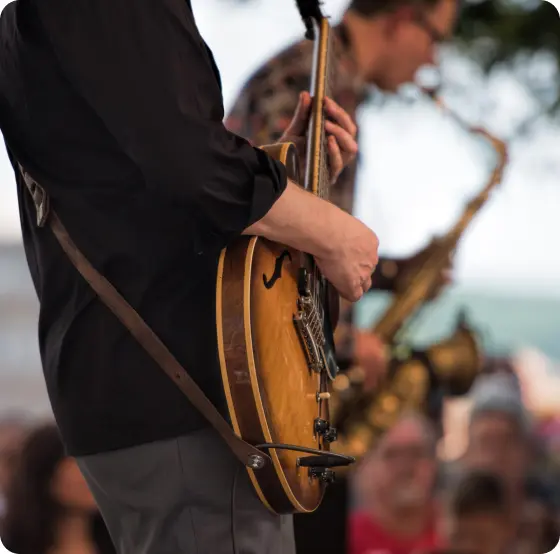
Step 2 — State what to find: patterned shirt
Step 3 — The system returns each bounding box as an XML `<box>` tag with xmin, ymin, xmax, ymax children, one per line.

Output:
<box><xmin>226</xmin><ymin>23</ymin><xmax>368</xmax><ymax>214</ymax></box>
<box><xmin>225</xmin><ymin>23</ymin><xmax>369</xmax><ymax>363</ymax></box>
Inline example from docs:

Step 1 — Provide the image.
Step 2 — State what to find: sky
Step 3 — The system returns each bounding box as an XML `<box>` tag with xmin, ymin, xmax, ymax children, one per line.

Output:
<box><xmin>0</xmin><ymin>0</ymin><xmax>559</xmax><ymax>296</ymax></box>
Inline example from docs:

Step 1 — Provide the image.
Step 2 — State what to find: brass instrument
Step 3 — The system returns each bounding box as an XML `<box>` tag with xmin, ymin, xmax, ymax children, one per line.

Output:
<box><xmin>330</xmin><ymin>88</ymin><xmax>509</xmax><ymax>460</ymax></box>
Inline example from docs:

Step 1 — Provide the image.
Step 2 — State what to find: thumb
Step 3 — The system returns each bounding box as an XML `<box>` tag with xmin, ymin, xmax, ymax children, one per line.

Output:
<box><xmin>285</xmin><ymin>91</ymin><xmax>311</xmax><ymax>137</ymax></box>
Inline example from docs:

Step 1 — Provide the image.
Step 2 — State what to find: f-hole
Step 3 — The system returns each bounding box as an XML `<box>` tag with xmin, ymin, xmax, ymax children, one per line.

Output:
<box><xmin>263</xmin><ymin>250</ymin><xmax>292</xmax><ymax>289</ymax></box>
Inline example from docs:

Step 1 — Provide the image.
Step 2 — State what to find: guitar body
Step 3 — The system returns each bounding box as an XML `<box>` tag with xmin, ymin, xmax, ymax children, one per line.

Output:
<box><xmin>216</xmin><ymin>142</ymin><xmax>339</xmax><ymax>514</ymax></box>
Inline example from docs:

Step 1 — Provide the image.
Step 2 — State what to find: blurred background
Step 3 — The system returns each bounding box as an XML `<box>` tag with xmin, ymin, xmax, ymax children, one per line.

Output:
<box><xmin>0</xmin><ymin>0</ymin><xmax>559</xmax><ymax>552</ymax></box>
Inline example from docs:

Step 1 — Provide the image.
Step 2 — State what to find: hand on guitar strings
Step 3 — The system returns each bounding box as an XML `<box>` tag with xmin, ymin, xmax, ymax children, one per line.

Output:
<box><xmin>279</xmin><ymin>91</ymin><xmax>358</xmax><ymax>185</ymax></box>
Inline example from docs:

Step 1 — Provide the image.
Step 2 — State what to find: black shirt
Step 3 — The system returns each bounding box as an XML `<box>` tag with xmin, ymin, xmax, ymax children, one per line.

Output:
<box><xmin>0</xmin><ymin>0</ymin><xmax>287</xmax><ymax>456</ymax></box>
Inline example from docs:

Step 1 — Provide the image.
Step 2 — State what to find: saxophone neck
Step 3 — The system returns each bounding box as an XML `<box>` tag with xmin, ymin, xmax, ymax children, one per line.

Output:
<box><xmin>446</xmin><ymin>135</ymin><xmax>508</xmax><ymax>242</ymax></box>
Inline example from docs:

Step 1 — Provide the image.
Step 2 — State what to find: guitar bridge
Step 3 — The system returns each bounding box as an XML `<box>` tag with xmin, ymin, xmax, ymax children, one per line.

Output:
<box><xmin>293</xmin><ymin>274</ymin><xmax>326</xmax><ymax>373</ymax></box>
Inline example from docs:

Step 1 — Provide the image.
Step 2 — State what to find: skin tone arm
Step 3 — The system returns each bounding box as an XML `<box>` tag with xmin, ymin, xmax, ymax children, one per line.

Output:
<box><xmin>245</xmin><ymin>180</ymin><xmax>379</xmax><ymax>302</ymax></box>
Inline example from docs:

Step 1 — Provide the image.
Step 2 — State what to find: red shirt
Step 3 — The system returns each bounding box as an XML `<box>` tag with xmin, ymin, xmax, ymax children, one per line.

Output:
<box><xmin>349</xmin><ymin>510</ymin><xmax>439</xmax><ymax>554</ymax></box>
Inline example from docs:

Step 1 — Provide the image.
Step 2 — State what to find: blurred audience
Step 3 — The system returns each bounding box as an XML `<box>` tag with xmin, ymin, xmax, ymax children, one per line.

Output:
<box><xmin>444</xmin><ymin>372</ymin><xmax>559</xmax><ymax>554</ymax></box>
<box><xmin>0</xmin><ymin>375</ymin><xmax>557</xmax><ymax>554</ymax></box>
<box><xmin>348</xmin><ymin>372</ymin><xmax>560</xmax><ymax>554</ymax></box>
<box><xmin>0</xmin><ymin>421</ymin><xmax>114</xmax><ymax>554</ymax></box>
<box><xmin>349</xmin><ymin>411</ymin><xmax>439</xmax><ymax>554</ymax></box>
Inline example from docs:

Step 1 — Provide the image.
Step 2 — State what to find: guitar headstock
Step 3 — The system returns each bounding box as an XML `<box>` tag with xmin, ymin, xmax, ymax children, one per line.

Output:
<box><xmin>295</xmin><ymin>0</ymin><xmax>326</xmax><ymax>39</ymax></box>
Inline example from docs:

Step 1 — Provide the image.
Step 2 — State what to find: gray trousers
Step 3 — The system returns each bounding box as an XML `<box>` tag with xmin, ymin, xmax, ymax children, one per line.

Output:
<box><xmin>77</xmin><ymin>428</ymin><xmax>296</xmax><ymax>554</ymax></box>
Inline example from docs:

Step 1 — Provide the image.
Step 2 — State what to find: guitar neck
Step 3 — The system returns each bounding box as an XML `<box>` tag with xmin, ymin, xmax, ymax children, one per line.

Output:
<box><xmin>303</xmin><ymin>16</ymin><xmax>333</xmax><ymax>200</ymax></box>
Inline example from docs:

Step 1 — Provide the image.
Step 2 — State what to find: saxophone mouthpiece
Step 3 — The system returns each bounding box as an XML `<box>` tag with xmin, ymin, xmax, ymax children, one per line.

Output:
<box><xmin>419</xmin><ymin>85</ymin><xmax>438</xmax><ymax>99</ymax></box>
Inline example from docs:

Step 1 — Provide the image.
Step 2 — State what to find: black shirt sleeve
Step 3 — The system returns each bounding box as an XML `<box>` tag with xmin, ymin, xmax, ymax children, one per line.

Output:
<box><xmin>34</xmin><ymin>0</ymin><xmax>287</xmax><ymax>238</ymax></box>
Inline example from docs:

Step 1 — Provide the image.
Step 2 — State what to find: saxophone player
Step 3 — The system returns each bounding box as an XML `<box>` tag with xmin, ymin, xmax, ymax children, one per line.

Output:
<box><xmin>226</xmin><ymin>0</ymin><xmax>457</xmax><ymax>391</ymax></box>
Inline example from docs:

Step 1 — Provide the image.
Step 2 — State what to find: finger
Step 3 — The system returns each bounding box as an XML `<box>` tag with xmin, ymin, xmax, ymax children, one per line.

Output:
<box><xmin>324</xmin><ymin>96</ymin><xmax>357</xmax><ymax>137</ymax></box>
<box><xmin>325</xmin><ymin>120</ymin><xmax>358</xmax><ymax>159</ymax></box>
<box><xmin>349</xmin><ymin>286</ymin><xmax>364</xmax><ymax>302</ymax></box>
<box><xmin>285</xmin><ymin>91</ymin><xmax>312</xmax><ymax>137</ymax></box>
<box><xmin>327</xmin><ymin>135</ymin><xmax>343</xmax><ymax>183</ymax></box>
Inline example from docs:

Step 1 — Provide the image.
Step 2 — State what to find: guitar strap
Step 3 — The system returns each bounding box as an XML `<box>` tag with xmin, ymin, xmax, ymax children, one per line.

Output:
<box><xmin>18</xmin><ymin>163</ymin><xmax>270</xmax><ymax>470</ymax></box>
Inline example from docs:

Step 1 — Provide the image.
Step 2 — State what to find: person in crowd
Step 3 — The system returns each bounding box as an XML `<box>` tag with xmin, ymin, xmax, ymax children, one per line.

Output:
<box><xmin>0</xmin><ymin>422</ymin><xmax>114</xmax><ymax>554</ymax></box>
<box><xmin>349</xmin><ymin>411</ymin><xmax>439</xmax><ymax>554</ymax></box>
<box><xmin>461</xmin><ymin>373</ymin><xmax>530</xmax><ymax>496</ymax></box>
<box><xmin>437</xmin><ymin>469</ymin><xmax>512</xmax><ymax>554</ymax></box>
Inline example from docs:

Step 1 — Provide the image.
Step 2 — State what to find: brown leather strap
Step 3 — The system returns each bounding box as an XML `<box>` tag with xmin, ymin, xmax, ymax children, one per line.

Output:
<box><xmin>19</xmin><ymin>165</ymin><xmax>269</xmax><ymax>470</ymax></box>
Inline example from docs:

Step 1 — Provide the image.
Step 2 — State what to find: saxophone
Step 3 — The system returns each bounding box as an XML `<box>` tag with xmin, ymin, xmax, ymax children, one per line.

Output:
<box><xmin>330</xmin><ymin>90</ymin><xmax>509</xmax><ymax>460</ymax></box>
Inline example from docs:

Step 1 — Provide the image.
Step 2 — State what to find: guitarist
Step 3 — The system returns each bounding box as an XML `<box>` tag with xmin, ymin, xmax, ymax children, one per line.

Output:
<box><xmin>0</xmin><ymin>1</ymin><xmax>377</xmax><ymax>553</ymax></box>
<box><xmin>226</xmin><ymin>0</ymin><xmax>458</xmax><ymax>393</ymax></box>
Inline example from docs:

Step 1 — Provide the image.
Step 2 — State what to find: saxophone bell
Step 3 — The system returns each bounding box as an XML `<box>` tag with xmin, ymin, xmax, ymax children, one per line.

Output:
<box><xmin>425</xmin><ymin>309</ymin><xmax>484</xmax><ymax>396</ymax></box>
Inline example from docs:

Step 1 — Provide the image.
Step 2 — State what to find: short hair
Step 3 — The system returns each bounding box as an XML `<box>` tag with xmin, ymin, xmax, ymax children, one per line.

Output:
<box><xmin>447</xmin><ymin>470</ymin><xmax>509</xmax><ymax>518</ymax></box>
<box><xmin>468</xmin><ymin>373</ymin><xmax>531</xmax><ymax>437</ymax></box>
<box><xmin>348</xmin><ymin>0</ymin><xmax>441</xmax><ymax>16</ymax></box>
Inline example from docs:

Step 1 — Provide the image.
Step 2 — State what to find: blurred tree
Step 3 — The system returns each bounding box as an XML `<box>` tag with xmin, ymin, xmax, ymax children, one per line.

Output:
<box><xmin>456</xmin><ymin>0</ymin><xmax>559</xmax><ymax>68</ymax></box>
<box><xmin>456</xmin><ymin>0</ymin><xmax>560</xmax><ymax>111</ymax></box>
